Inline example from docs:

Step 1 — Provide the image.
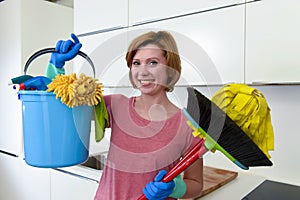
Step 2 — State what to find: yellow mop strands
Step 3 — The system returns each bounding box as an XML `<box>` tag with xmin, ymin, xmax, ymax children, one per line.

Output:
<box><xmin>47</xmin><ymin>73</ymin><xmax>104</xmax><ymax>108</ymax></box>
<box><xmin>211</xmin><ymin>83</ymin><xmax>274</xmax><ymax>158</ymax></box>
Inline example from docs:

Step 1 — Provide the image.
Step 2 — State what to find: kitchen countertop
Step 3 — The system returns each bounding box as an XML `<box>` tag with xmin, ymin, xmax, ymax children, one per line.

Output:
<box><xmin>199</xmin><ymin>170</ymin><xmax>266</xmax><ymax>199</ymax></box>
<box><xmin>58</xmin><ymin>163</ymin><xmax>267</xmax><ymax>200</ymax></box>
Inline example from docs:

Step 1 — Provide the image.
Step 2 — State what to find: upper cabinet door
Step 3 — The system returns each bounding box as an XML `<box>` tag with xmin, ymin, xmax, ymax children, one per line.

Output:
<box><xmin>74</xmin><ymin>0</ymin><xmax>128</xmax><ymax>35</ymax></box>
<box><xmin>128</xmin><ymin>5</ymin><xmax>245</xmax><ymax>85</ymax></box>
<box><xmin>129</xmin><ymin>0</ymin><xmax>246</xmax><ymax>25</ymax></box>
<box><xmin>245</xmin><ymin>0</ymin><xmax>300</xmax><ymax>84</ymax></box>
<box><xmin>74</xmin><ymin>28</ymin><xmax>132</xmax><ymax>87</ymax></box>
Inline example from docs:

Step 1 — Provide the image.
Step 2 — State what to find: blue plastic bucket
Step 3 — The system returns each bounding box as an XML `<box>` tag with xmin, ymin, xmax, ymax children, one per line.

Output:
<box><xmin>18</xmin><ymin>90</ymin><xmax>92</xmax><ymax>168</ymax></box>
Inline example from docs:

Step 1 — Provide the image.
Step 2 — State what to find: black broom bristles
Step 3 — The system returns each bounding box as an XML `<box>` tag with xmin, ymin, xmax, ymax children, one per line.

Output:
<box><xmin>186</xmin><ymin>87</ymin><xmax>272</xmax><ymax>168</ymax></box>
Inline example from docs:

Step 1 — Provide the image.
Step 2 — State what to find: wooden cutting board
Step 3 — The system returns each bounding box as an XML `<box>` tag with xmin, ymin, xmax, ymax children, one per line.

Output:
<box><xmin>182</xmin><ymin>166</ymin><xmax>238</xmax><ymax>200</ymax></box>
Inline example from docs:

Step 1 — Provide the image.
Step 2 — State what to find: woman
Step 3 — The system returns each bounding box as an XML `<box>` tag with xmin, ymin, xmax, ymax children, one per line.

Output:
<box><xmin>49</xmin><ymin>31</ymin><xmax>203</xmax><ymax>200</ymax></box>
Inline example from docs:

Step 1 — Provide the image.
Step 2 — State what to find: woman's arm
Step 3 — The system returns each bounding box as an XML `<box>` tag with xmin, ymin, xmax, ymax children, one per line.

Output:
<box><xmin>182</xmin><ymin>158</ymin><xmax>204</xmax><ymax>198</ymax></box>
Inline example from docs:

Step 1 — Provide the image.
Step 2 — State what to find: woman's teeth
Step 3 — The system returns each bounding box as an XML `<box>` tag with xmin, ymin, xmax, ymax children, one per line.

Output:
<box><xmin>140</xmin><ymin>80</ymin><xmax>153</xmax><ymax>84</ymax></box>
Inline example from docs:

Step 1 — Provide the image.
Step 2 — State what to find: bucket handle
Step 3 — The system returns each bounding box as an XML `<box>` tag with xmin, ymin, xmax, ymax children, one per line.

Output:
<box><xmin>24</xmin><ymin>47</ymin><xmax>95</xmax><ymax>77</ymax></box>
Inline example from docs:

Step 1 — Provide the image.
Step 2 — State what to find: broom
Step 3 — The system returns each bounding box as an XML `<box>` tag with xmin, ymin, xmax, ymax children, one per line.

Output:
<box><xmin>185</xmin><ymin>87</ymin><xmax>272</xmax><ymax>168</ymax></box>
<box><xmin>137</xmin><ymin>87</ymin><xmax>272</xmax><ymax>200</ymax></box>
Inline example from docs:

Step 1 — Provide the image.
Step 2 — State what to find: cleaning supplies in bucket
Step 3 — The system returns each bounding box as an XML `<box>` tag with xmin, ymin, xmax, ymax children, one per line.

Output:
<box><xmin>17</xmin><ymin>47</ymin><xmax>103</xmax><ymax>168</ymax></box>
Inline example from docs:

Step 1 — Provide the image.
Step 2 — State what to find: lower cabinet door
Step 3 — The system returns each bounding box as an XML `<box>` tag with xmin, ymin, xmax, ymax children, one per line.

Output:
<box><xmin>50</xmin><ymin>168</ymin><xmax>99</xmax><ymax>200</ymax></box>
<box><xmin>0</xmin><ymin>153</ymin><xmax>51</xmax><ymax>200</ymax></box>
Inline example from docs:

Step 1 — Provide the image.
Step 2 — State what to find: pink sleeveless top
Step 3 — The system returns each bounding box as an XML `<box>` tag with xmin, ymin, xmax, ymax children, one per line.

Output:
<box><xmin>94</xmin><ymin>94</ymin><xmax>200</xmax><ymax>200</ymax></box>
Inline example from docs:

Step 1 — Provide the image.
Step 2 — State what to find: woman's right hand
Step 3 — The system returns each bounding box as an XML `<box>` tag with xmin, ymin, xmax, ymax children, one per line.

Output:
<box><xmin>142</xmin><ymin>170</ymin><xmax>175</xmax><ymax>200</ymax></box>
<box><xmin>49</xmin><ymin>33</ymin><xmax>82</xmax><ymax>68</ymax></box>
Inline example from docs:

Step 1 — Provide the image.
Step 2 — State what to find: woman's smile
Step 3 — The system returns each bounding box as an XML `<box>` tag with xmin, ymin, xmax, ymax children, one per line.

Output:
<box><xmin>139</xmin><ymin>79</ymin><xmax>155</xmax><ymax>86</ymax></box>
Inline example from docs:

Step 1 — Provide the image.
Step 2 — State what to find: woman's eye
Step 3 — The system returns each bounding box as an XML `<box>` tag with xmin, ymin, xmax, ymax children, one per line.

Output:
<box><xmin>148</xmin><ymin>61</ymin><xmax>158</xmax><ymax>66</ymax></box>
<box><xmin>132</xmin><ymin>61</ymin><xmax>140</xmax><ymax>66</ymax></box>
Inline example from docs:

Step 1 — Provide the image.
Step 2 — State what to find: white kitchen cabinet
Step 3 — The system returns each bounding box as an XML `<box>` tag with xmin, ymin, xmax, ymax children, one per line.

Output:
<box><xmin>0</xmin><ymin>153</ymin><xmax>50</xmax><ymax>200</ymax></box>
<box><xmin>129</xmin><ymin>0</ymin><xmax>248</xmax><ymax>25</ymax></box>
<box><xmin>0</xmin><ymin>0</ymin><xmax>73</xmax><ymax>156</ymax></box>
<box><xmin>74</xmin><ymin>0</ymin><xmax>128</xmax><ymax>36</ymax></box>
<box><xmin>0</xmin><ymin>0</ymin><xmax>24</xmax><ymax>156</ymax></box>
<box><xmin>76</xmin><ymin>4</ymin><xmax>245</xmax><ymax>86</ymax></box>
<box><xmin>50</xmin><ymin>169</ymin><xmax>98</xmax><ymax>200</ymax></box>
<box><xmin>128</xmin><ymin>4</ymin><xmax>245</xmax><ymax>85</ymax></box>
<box><xmin>75</xmin><ymin>28</ymin><xmax>132</xmax><ymax>87</ymax></box>
<box><xmin>0</xmin><ymin>1</ymin><xmax>73</xmax><ymax>199</ymax></box>
<box><xmin>245</xmin><ymin>0</ymin><xmax>300</xmax><ymax>83</ymax></box>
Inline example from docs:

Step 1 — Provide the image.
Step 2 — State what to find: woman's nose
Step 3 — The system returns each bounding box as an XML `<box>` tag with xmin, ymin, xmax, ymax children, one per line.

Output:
<box><xmin>138</xmin><ymin>64</ymin><xmax>150</xmax><ymax>75</ymax></box>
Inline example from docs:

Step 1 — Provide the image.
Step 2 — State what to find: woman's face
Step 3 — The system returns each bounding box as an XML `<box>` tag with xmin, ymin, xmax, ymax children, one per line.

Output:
<box><xmin>130</xmin><ymin>44</ymin><xmax>168</xmax><ymax>95</ymax></box>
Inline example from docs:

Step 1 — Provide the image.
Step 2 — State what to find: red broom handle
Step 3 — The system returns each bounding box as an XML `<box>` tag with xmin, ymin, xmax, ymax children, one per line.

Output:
<box><xmin>137</xmin><ymin>140</ymin><xmax>207</xmax><ymax>200</ymax></box>
<box><xmin>163</xmin><ymin>140</ymin><xmax>205</xmax><ymax>181</ymax></box>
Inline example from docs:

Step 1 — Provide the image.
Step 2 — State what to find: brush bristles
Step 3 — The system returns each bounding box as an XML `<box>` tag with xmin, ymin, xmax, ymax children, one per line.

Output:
<box><xmin>187</xmin><ymin>87</ymin><xmax>272</xmax><ymax>167</ymax></box>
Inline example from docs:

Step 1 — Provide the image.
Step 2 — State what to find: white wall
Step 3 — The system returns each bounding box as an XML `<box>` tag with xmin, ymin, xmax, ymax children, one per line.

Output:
<box><xmin>248</xmin><ymin>85</ymin><xmax>300</xmax><ymax>185</ymax></box>
<box><xmin>200</xmin><ymin>85</ymin><xmax>300</xmax><ymax>186</ymax></box>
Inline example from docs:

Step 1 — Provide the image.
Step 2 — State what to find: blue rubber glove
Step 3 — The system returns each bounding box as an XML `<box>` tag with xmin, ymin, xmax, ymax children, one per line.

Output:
<box><xmin>19</xmin><ymin>76</ymin><xmax>52</xmax><ymax>91</ymax></box>
<box><xmin>143</xmin><ymin>170</ymin><xmax>175</xmax><ymax>200</ymax></box>
<box><xmin>50</xmin><ymin>33</ymin><xmax>82</xmax><ymax>68</ymax></box>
